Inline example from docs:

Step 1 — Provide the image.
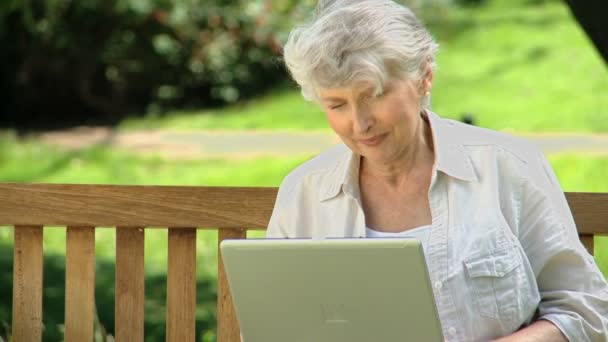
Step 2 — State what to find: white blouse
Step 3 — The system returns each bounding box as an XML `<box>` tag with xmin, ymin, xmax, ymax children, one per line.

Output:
<box><xmin>266</xmin><ymin>110</ymin><xmax>608</xmax><ymax>341</ymax></box>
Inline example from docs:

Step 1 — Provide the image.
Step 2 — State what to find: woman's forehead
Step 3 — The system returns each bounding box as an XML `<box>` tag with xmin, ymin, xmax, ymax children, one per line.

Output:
<box><xmin>319</xmin><ymin>85</ymin><xmax>373</xmax><ymax>101</ymax></box>
<box><xmin>319</xmin><ymin>78</ymin><xmax>404</xmax><ymax>99</ymax></box>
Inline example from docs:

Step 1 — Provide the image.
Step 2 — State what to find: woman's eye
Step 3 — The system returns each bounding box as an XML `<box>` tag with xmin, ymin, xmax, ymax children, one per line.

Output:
<box><xmin>330</xmin><ymin>103</ymin><xmax>344</xmax><ymax>110</ymax></box>
<box><xmin>376</xmin><ymin>89</ymin><xmax>390</xmax><ymax>97</ymax></box>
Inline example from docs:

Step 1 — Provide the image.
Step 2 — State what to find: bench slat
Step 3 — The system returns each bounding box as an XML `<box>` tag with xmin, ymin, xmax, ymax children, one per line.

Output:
<box><xmin>0</xmin><ymin>183</ymin><xmax>277</xmax><ymax>228</ymax></box>
<box><xmin>167</xmin><ymin>228</ymin><xmax>197</xmax><ymax>342</ymax></box>
<box><xmin>1</xmin><ymin>185</ymin><xmax>606</xmax><ymax>235</ymax></box>
<box><xmin>566</xmin><ymin>192</ymin><xmax>608</xmax><ymax>235</ymax></box>
<box><xmin>116</xmin><ymin>228</ymin><xmax>145</xmax><ymax>342</ymax></box>
<box><xmin>12</xmin><ymin>225</ymin><xmax>44</xmax><ymax>342</ymax></box>
<box><xmin>65</xmin><ymin>227</ymin><xmax>96</xmax><ymax>342</ymax></box>
<box><xmin>218</xmin><ymin>228</ymin><xmax>247</xmax><ymax>342</ymax></box>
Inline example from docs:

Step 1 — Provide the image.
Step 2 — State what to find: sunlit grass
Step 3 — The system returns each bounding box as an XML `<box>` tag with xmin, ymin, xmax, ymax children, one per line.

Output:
<box><xmin>0</xmin><ymin>131</ymin><xmax>309</xmax><ymax>186</ymax></box>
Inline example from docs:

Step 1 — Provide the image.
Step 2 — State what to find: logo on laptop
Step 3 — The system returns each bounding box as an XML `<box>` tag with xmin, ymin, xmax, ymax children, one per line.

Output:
<box><xmin>321</xmin><ymin>303</ymin><xmax>349</xmax><ymax>324</ymax></box>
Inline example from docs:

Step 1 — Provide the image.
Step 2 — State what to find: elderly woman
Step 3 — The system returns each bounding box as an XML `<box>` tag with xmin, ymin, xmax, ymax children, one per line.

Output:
<box><xmin>265</xmin><ymin>0</ymin><xmax>608</xmax><ymax>341</ymax></box>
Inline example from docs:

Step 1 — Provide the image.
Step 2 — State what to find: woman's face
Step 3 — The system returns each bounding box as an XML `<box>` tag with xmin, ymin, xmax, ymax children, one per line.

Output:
<box><xmin>319</xmin><ymin>76</ymin><xmax>430</xmax><ymax>166</ymax></box>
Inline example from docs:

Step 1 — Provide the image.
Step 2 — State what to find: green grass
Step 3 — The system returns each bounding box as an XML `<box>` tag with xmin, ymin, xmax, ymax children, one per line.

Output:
<box><xmin>120</xmin><ymin>0</ymin><xmax>608</xmax><ymax>133</ymax></box>
<box><xmin>0</xmin><ymin>131</ymin><xmax>308</xmax><ymax>186</ymax></box>
<box><xmin>549</xmin><ymin>153</ymin><xmax>608</xmax><ymax>193</ymax></box>
<box><xmin>121</xmin><ymin>87</ymin><xmax>328</xmax><ymax>132</ymax></box>
<box><xmin>432</xmin><ymin>0</ymin><xmax>608</xmax><ymax>132</ymax></box>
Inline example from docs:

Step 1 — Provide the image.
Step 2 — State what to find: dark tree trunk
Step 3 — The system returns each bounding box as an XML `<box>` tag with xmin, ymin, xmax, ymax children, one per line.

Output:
<box><xmin>563</xmin><ymin>0</ymin><xmax>608</xmax><ymax>67</ymax></box>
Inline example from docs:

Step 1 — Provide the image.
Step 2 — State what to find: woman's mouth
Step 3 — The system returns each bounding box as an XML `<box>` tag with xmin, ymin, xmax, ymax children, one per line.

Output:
<box><xmin>359</xmin><ymin>133</ymin><xmax>387</xmax><ymax>147</ymax></box>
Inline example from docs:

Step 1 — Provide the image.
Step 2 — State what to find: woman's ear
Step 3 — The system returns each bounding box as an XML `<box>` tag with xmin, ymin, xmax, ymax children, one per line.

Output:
<box><xmin>416</xmin><ymin>63</ymin><xmax>434</xmax><ymax>97</ymax></box>
<box><xmin>422</xmin><ymin>66</ymin><xmax>434</xmax><ymax>93</ymax></box>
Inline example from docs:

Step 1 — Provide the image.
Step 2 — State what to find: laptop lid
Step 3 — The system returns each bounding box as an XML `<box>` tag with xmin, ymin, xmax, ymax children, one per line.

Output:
<box><xmin>220</xmin><ymin>238</ymin><xmax>444</xmax><ymax>342</ymax></box>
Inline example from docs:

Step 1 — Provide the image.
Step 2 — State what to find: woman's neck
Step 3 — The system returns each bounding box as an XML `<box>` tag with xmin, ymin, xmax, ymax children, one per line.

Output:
<box><xmin>360</xmin><ymin>112</ymin><xmax>435</xmax><ymax>189</ymax></box>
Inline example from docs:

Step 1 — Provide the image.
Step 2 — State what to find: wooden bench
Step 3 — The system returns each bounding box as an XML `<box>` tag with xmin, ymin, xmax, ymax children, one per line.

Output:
<box><xmin>1</xmin><ymin>183</ymin><xmax>607</xmax><ymax>341</ymax></box>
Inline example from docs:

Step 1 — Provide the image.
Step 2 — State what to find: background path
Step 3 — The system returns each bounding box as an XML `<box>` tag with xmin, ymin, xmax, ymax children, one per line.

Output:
<box><xmin>36</xmin><ymin>127</ymin><xmax>608</xmax><ymax>159</ymax></box>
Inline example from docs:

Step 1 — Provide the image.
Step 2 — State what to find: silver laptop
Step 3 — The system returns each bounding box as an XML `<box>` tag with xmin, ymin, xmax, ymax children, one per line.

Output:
<box><xmin>220</xmin><ymin>238</ymin><xmax>444</xmax><ymax>342</ymax></box>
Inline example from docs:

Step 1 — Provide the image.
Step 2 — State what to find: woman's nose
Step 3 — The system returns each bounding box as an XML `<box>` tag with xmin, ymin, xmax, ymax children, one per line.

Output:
<box><xmin>353</xmin><ymin>107</ymin><xmax>375</xmax><ymax>134</ymax></box>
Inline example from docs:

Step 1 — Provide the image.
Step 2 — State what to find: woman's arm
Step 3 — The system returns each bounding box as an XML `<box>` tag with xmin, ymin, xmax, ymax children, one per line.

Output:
<box><xmin>513</xmin><ymin>148</ymin><xmax>608</xmax><ymax>341</ymax></box>
<box><xmin>493</xmin><ymin>320</ymin><xmax>567</xmax><ymax>342</ymax></box>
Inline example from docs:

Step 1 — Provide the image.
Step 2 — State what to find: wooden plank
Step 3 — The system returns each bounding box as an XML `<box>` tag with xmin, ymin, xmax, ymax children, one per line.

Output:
<box><xmin>566</xmin><ymin>192</ymin><xmax>608</xmax><ymax>235</ymax></box>
<box><xmin>115</xmin><ymin>228</ymin><xmax>145</xmax><ymax>342</ymax></box>
<box><xmin>217</xmin><ymin>228</ymin><xmax>247</xmax><ymax>342</ymax></box>
<box><xmin>167</xmin><ymin>228</ymin><xmax>197</xmax><ymax>342</ymax></box>
<box><xmin>2</xmin><ymin>185</ymin><xmax>608</xmax><ymax>236</ymax></box>
<box><xmin>65</xmin><ymin>227</ymin><xmax>96</xmax><ymax>342</ymax></box>
<box><xmin>0</xmin><ymin>183</ymin><xmax>277</xmax><ymax>229</ymax></box>
<box><xmin>12</xmin><ymin>225</ymin><xmax>44</xmax><ymax>342</ymax></box>
<box><xmin>580</xmin><ymin>235</ymin><xmax>595</xmax><ymax>256</ymax></box>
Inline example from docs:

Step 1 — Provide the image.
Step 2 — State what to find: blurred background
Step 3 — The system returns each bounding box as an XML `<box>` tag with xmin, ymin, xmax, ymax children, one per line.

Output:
<box><xmin>0</xmin><ymin>0</ymin><xmax>607</xmax><ymax>340</ymax></box>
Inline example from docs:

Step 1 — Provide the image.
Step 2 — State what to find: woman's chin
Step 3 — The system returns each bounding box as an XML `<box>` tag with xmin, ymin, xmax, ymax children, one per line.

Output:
<box><xmin>345</xmin><ymin>142</ymin><xmax>391</xmax><ymax>163</ymax></box>
<box><xmin>360</xmin><ymin>149</ymin><xmax>393</xmax><ymax>165</ymax></box>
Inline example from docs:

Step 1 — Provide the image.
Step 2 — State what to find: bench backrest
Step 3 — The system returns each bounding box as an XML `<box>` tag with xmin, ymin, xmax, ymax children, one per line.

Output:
<box><xmin>1</xmin><ymin>183</ymin><xmax>607</xmax><ymax>341</ymax></box>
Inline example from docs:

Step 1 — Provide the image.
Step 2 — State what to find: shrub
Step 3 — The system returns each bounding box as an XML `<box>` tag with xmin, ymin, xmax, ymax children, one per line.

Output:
<box><xmin>0</xmin><ymin>0</ymin><xmax>454</xmax><ymax>128</ymax></box>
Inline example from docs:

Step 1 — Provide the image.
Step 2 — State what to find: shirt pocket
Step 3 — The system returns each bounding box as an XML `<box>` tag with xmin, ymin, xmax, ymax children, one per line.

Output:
<box><xmin>463</xmin><ymin>244</ymin><xmax>524</xmax><ymax>322</ymax></box>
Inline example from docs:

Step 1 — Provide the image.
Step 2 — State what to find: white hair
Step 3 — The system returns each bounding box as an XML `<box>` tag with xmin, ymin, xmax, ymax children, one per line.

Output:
<box><xmin>282</xmin><ymin>0</ymin><xmax>439</xmax><ymax>108</ymax></box>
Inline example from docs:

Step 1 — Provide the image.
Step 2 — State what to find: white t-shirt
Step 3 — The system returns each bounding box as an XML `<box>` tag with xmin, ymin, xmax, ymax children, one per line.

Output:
<box><xmin>366</xmin><ymin>225</ymin><xmax>431</xmax><ymax>255</ymax></box>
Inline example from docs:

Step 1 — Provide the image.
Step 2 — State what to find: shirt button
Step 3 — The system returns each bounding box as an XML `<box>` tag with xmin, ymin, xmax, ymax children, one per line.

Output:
<box><xmin>433</xmin><ymin>281</ymin><xmax>443</xmax><ymax>290</ymax></box>
<box><xmin>448</xmin><ymin>327</ymin><xmax>457</xmax><ymax>335</ymax></box>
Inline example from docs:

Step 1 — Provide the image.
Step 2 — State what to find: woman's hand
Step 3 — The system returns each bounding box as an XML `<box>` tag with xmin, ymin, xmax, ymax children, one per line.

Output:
<box><xmin>491</xmin><ymin>320</ymin><xmax>567</xmax><ymax>342</ymax></box>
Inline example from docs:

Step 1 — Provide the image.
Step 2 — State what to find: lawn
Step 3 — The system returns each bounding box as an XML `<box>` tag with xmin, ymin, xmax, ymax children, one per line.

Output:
<box><xmin>119</xmin><ymin>0</ymin><xmax>608</xmax><ymax>133</ymax></box>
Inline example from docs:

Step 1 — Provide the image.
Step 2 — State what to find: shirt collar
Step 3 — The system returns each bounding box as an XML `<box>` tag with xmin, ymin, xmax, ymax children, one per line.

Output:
<box><xmin>319</xmin><ymin>110</ymin><xmax>479</xmax><ymax>202</ymax></box>
<box><xmin>426</xmin><ymin>110</ymin><xmax>479</xmax><ymax>183</ymax></box>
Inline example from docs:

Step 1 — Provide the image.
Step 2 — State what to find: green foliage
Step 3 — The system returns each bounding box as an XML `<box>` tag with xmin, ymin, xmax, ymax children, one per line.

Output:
<box><xmin>0</xmin><ymin>0</ymin><xmax>460</xmax><ymax>129</ymax></box>
<box><xmin>0</xmin><ymin>0</ymin><xmax>300</xmax><ymax>128</ymax></box>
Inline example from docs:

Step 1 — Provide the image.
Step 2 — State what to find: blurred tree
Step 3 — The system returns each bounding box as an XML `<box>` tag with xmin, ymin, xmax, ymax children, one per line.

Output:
<box><xmin>0</xmin><ymin>0</ymin><xmax>453</xmax><ymax>130</ymax></box>
<box><xmin>0</xmin><ymin>0</ymin><xmax>290</xmax><ymax>129</ymax></box>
